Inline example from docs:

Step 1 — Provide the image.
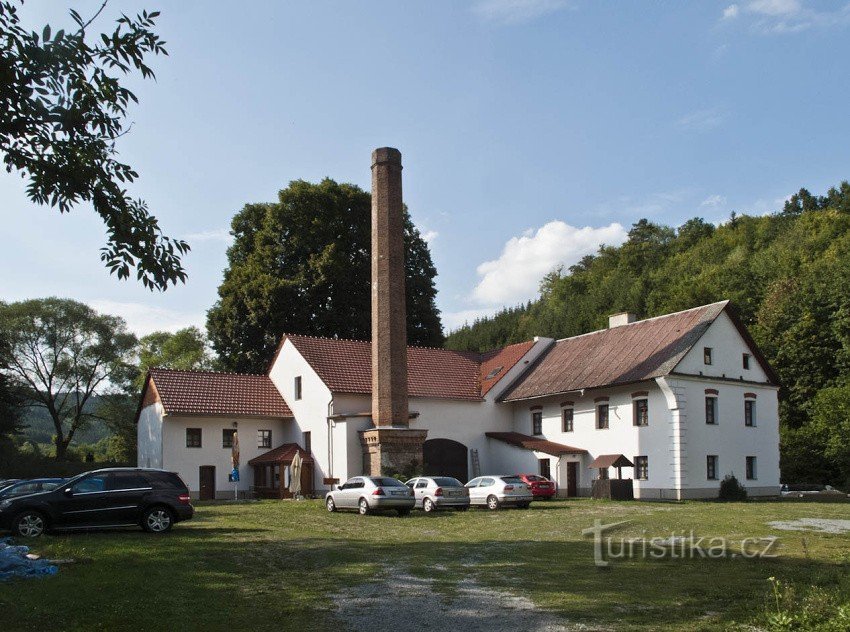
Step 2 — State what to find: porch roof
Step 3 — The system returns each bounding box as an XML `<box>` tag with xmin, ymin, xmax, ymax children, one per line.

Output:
<box><xmin>485</xmin><ymin>432</ymin><xmax>587</xmax><ymax>457</ymax></box>
<box><xmin>248</xmin><ymin>443</ymin><xmax>313</xmax><ymax>466</ymax></box>
<box><xmin>588</xmin><ymin>454</ymin><xmax>633</xmax><ymax>469</ymax></box>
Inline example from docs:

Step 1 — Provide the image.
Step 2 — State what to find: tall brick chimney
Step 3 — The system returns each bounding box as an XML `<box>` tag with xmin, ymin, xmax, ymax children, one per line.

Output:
<box><xmin>360</xmin><ymin>147</ymin><xmax>427</xmax><ymax>477</ymax></box>
<box><xmin>370</xmin><ymin>147</ymin><xmax>408</xmax><ymax>428</ymax></box>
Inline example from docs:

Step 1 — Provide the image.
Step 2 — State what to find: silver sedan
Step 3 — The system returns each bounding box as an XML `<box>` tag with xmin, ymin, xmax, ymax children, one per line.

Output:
<box><xmin>465</xmin><ymin>475</ymin><xmax>532</xmax><ymax>510</ymax></box>
<box><xmin>405</xmin><ymin>476</ymin><xmax>470</xmax><ymax>512</ymax></box>
<box><xmin>326</xmin><ymin>476</ymin><xmax>415</xmax><ymax>516</ymax></box>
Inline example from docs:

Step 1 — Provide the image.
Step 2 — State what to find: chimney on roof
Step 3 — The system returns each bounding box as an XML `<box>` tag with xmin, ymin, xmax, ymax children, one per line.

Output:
<box><xmin>361</xmin><ymin>148</ymin><xmax>427</xmax><ymax>477</ymax></box>
<box><xmin>370</xmin><ymin>147</ymin><xmax>409</xmax><ymax>428</ymax></box>
<box><xmin>609</xmin><ymin>312</ymin><xmax>637</xmax><ymax>328</ymax></box>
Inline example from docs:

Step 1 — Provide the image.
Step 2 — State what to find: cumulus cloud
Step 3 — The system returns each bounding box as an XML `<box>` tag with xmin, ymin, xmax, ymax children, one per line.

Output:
<box><xmin>472</xmin><ymin>0</ymin><xmax>570</xmax><ymax>25</ymax></box>
<box><xmin>88</xmin><ymin>300</ymin><xmax>205</xmax><ymax>337</ymax></box>
<box><xmin>700</xmin><ymin>194</ymin><xmax>727</xmax><ymax>208</ymax></box>
<box><xmin>421</xmin><ymin>230</ymin><xmax>439</xmax><ymax>244</ymax></box>
<box><xmin>723</xmin><ymin>4</ymin><xmax>740</xmax><ymax>19</ymax></box>
<box><xmin>471</xmin><ymin>221</ymin><xmax>627</xmax><ymax>306</ymax></box>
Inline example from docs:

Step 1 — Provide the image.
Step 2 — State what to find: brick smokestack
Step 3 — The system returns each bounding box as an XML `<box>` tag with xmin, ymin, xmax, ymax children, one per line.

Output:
<box><xmin>371</xmin><ymin>147</ymin><xmax>408</xmax><ymax>427</ymax></box>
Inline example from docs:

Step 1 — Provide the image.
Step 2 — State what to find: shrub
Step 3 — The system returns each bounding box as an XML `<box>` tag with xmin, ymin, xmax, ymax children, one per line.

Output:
<box><xmin>718</xmin><ymin>474</ymin><xmax>748</xmax><ymax>501</ymax></box>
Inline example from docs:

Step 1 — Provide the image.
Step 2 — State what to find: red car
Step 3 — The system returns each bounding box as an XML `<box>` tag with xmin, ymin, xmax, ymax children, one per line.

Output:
<box><xmin>518</xmin><ymin>474</ymin><xmax>557</xmax><ymax>499</ymax></box>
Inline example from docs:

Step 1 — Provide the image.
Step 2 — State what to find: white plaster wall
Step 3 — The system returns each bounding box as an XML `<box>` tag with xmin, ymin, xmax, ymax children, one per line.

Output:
<box><xmin>675</xmin><ymin>311</ymin><xmax>769</xmax><ymax>382</ymax></box>
<box><xmin>267</xmin><ymin>338</ymin><xmax>334</xmax><ymax>492</ymax></box>
<box><xmin>676</xmin><ymin>376</ymin><xmax>780</xmax><ymax>498</ymax></box>
<box><xmin>161</xmin><ymin>415</ymin><xmax>289</xmax><ymax>497</ymax></box>
<box><xmin>508</xmin><ymin>381</ymin><xmax>673</xmax><ymax>498</ymax></box>
<box><xmin>137</xmin><ymin>402</ymin><xmax>163</xmax><ymax>469</ymax></box>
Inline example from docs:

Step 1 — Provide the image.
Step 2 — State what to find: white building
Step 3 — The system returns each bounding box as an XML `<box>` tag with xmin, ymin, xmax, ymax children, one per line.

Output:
<box><xmin>136</xmin><ymin>300</ymin><xmax>780</xmax><ymax>500</ymax></box>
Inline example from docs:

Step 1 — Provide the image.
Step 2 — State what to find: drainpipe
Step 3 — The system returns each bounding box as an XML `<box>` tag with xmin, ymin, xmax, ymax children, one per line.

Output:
<box><xmin>326</xmin><ymin>398</ymin><xmax>335</xmax><ymax>482</ymax></box>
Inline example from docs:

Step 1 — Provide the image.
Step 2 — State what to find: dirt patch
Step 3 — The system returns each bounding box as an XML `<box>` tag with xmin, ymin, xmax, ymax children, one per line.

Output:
<box><xmin>333</xmin><ymin>566</ymin><xmax>607</xmax><ymax>632</ymax></box>
<box><xmin>767</xmin><ymin>518</ymin><xmax>850</xmax><ymax>534</ymax></box>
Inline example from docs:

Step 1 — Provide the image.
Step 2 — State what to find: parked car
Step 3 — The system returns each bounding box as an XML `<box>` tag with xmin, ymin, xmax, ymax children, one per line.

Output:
<box><xmin>405</xmin><ymin>476</ymin><xmax>470</xmax><ymax>512</ymax></box>
<box><xmin>325</xmin><ymin>476</ymin><xmax>414</xmax><ymax>516</ymax></box>
<box><xmin>517</xmin><ymin>474</ymin><xmax>557</xmax><ymax>499</ymax></box>
<box><xmin>0</xmin><ymin>468</ymin><xmax>193</xmax><ymax>538</ymax></box>
<box><xmin>0</xmin><ymin>479</ymin><xmax>21</xmax><ymax>490</ymax></box>
<box><xmin>465</xmin><ymin>475</ymin><xmax>533</xmax><ymax>510</ymax></box>
<box><xmin>780</xmin><ymin>483</ymin><xmax>849</xmax><ymax>498</ymax></box>
<box><xmin>0</xmin><ymin>478</ymin><xmax>66</xmax><ymax>500</ymax></box>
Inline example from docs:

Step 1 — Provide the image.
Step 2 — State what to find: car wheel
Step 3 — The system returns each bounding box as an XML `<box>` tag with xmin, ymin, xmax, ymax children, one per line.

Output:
<box><xmin>13</xmin><ymin>511</ymin><xmax>46</xmax><ymax>538</ymax></box>
<box><xmin>142</xmin><ymin>506</ymin><xmax>174</xmax><ymax>533</ymax></box>
<box><xmin>487</xmin><ymin>495</ymin><xmax>500</xmax><ymax>511</ymax></box>
<box><xmin>358</xmin><ymin>498</ymin><xmax>370</xmax><ymax>515</ymax></box>
<box><xmin>519</xmin><ymin>503</ymin><xmax>531</xmax><ymax>509</ymax></box>
<box><xmin>423</xmin><ymin>498</ymin><xmax>435</xmax><ymax>513</ymax></box>
<box><xmin>397</xmin><ymin>508</ymin><xmax>411</xmax><ymax>517</ymax></box>
<box><xmin>326</xmin><ymin>497</ymin><xmax>336</xmax><ymax>512</ymax></box>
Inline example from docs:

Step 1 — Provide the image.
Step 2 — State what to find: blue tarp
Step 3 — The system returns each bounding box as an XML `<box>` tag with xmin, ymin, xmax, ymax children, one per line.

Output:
<box><xmin>0</xmin><ymin>538</ymin><xmax>58</xmax><ymax>581</ymax></box>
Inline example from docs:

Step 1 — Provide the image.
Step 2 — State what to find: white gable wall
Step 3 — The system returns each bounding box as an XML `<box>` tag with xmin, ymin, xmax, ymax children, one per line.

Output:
<box><xmin>137</xmin><ymin>402</ymin><xmax>163</xmax><ymax>469</ymax></box>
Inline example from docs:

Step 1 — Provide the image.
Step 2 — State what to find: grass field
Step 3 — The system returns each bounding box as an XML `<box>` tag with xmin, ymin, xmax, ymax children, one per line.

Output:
<box><xmin>2</xmin><ymin>498</ymin><xmax>849</xmax><ymax>631</ymax></box>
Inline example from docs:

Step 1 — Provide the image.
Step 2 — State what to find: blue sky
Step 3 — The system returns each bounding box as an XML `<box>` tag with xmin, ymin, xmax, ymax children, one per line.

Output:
<box><xmin>2</xmin><ymin>0</ymin><xmax>849</xmax><ymax>335</ymax></box>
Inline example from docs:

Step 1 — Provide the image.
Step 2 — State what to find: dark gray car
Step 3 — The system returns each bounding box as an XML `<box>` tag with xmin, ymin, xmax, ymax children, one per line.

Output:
<box><xmin>325</xmin><ymin>476</ymin><xmax>415</xmax><ymax>516</ymax></box>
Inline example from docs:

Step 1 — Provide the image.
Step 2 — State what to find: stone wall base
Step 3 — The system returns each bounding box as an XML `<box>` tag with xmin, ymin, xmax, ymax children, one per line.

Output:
<box><xmin>360</xmin><ymin>427</ymin><xmax>428</xmax><ymax>478</ymax></box>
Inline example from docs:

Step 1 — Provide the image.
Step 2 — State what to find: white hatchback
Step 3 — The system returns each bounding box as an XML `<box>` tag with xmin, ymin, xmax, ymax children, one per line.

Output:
<box><xmin>465</xmin><ymin>475</ymin><xmax>533</xmax><ymax>510</ymax></box>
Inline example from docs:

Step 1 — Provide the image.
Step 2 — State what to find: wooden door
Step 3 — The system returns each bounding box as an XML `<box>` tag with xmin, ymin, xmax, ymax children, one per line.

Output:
<box><xmin>199</xmin><ymin>466</ymin><xmax>216</xmax><ymax>500</ymax></box>
<box><xmin>567</xmin><ymin>462</ymin><xmax>578</xmax><ymax>497</ymax></box>
<box><xmin>300</xmin><ymin>462</ymin><xmax>314</xmax><ymax>496</ymax></box>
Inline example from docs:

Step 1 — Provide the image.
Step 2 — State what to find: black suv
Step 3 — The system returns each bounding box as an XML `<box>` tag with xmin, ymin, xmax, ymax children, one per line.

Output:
<box><xmin>0</xmin><ymin>468</ymin><xmax>194</xmax><ymax>538</ymax></box>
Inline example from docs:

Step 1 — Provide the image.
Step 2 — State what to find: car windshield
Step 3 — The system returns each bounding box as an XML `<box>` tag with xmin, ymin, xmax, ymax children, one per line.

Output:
<box><xmin>431</xmin><ymin>477</ymin><xmax>462</xmax><ymax>487</ymax></box>
<box><xmin>370</xmin><ymin>477</ymin><xmax>406</xmax><ymax>487</ymax></box>
<box><xmin>526</xmin><ymin>475</ymin><xmax>545</xmax><ymax>481</ymax></box>
<box><xmin>500</xmin><ymin>476</ymin><xmax>523</xmax><ymax>484</ymax></box>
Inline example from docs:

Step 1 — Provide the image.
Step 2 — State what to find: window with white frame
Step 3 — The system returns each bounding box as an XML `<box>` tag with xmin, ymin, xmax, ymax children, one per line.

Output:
<box><xmin>258</xmin><ymin>429</ymin><xmax>272</xmax><ymax>449</ymax></box>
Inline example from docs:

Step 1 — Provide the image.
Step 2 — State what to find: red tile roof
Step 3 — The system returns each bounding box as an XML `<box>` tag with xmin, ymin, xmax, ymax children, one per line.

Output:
<box><xmin>248</xmin><ymin>443</ymin><xmax>312</xmax><ymax>466</ymax></box>
<box><xmin>146</xmin><ymin>368</ymin><xmax>292</xmax><ymax>418</ymax></box>
<box><xmin>485</xmin><ymin>432</ymin><xmax>587</xmax><ymax>456</ymax></box>
<box><xmin>480</xmin><ymin>341</ymin><xmax>536</xmax><ymax>396</ymax></box>
<box><xmin>283</xmin><ymin>335</ymin><xmax>534</xmax><ymax>400</ymax></box>
<box><xmin>502</xmin><ymin>301</ymin><xmax>736</xmax><ymax>402</ymax></box>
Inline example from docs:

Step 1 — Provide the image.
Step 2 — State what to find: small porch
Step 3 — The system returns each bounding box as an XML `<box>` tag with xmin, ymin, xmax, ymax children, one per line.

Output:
<box><xmin>248</xmin><ymin>443</ymin><xmax>314</xmax><ymax>499</ymax></box>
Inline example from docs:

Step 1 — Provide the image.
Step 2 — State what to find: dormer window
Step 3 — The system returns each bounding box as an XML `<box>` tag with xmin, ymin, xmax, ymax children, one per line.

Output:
<box><xmin>704</xmin><ymin>347</ymin><xmax>713</xmax><ymax>365</ymax></box>
<box><xmin>485</xmin><ymin>366</ymin><xmax>504</xmax><ymax>380</ymax></box>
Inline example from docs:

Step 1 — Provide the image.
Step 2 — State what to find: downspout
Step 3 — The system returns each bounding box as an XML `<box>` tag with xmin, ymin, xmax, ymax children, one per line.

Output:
<box><xmin>326</xmin><ymin>398</ymin><xmax>335</xmax><ymax>483</ymax></box>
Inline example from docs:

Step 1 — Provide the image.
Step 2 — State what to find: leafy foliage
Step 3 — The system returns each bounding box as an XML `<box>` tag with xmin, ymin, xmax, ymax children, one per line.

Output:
<box><xmin>135</xmin><ymin>326</ymin><xmax>215</xmax><ymax>389</ymax></box>
<box><xmin>0</xmin><ymin>297</ymin><xmax>137</xmax><ymax>460</ymax></box>
<box><xmin>0</xmin><ymin>1</ymin><xmax>188</xmax><ymax>290</ymax></box>
<box><xmin>208</xmin><ymin>178</ymin><xmax>444</xmax><ymax>372</ymax></box>
<box><xmin>446</xmin><ymin>181</ymin><xmax>850</xmax><ymax>485</ymax></box>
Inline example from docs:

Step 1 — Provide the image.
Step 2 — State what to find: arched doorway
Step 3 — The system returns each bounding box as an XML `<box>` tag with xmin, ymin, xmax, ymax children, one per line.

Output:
<box><xmin>423</xmin><ymin>439</ymin><xmax>469</xmax><ymax>483</ymax></box>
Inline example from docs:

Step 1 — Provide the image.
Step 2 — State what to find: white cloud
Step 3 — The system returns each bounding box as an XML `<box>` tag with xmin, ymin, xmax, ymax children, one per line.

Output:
<box><xmin>88</xmin><ymin>300</ymin><xmax>205</xmax><ymax>337</ymax></box>
<box><xmin>723</xmin><ymin>0</ymin><xmax>850</xmax><ymax>33</ymax></box>
<box><xmin>471</xmin><ymin>221</ymin><xmax>627</xmax><ymax>306</ymax></box>
<box><xmin>472</xmin><ymin>0</ymin><xmax>570</xmax><ymax>25</ymax></box>
<box><xmin>675</xmin><ymin>107</ymin><xmax>726</xmax><ymax>131</ymax></box>
<box><xmin>185</xmin><ymin>227</ymin><xmax>232</xmax><ymax>243</ymax></box>
<box><xmin>421</xmin><ymin>230</ymin><xmax>439</xmax><ymax>244</ymax></box>
<box><xmin>700</xmin><ymin>194</ymin><xmax>727</xmax><ymax>208</ymax></box>
<box><xmin>442</xmin><ymin>308</ymin><xmax>501</xmax><ymax>331</ymax></box>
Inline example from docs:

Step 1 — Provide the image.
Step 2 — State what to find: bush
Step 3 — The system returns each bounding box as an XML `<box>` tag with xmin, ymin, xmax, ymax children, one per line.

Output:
<box><xmin>718</xmin><ymin>474</ymin><xmax>748</xmax><ymax>501</ymax></box>
<box><xmin>0</xmin><ymin>440</ymin><xmax>128</xmax><ymax>479</ymax></box>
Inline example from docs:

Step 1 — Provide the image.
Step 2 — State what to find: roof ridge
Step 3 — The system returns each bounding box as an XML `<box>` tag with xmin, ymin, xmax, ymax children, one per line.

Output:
<box><xmin>286</xmin><ymin>333</ymin><xmax>487</xmax><ymax>356</ymax></box>
<box><xmin>552</xmin><ymin>300</ymin><xmax>728</xmax><ymax>344</ymax></box>
<box><xmin>149</xmin><ymin>367</ymin><xmax>269</xmax><ymax>377</ymax></box>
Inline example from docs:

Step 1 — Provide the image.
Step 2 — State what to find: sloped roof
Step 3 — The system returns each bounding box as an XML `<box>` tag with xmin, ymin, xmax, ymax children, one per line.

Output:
<box><xmin>485</xmin><ymin>432</ymin><xmax>587</xmax><ymax>456</ymax></box>
<box><xmin>282</xmin><ymin>335</ymin><xmax>534</xmax><ymax>400</ymax></box>
<box><xmin>146</xmin><ymin>368</ymin><xmax>292</xmax><ymax>418</ymax></box>
<box><xmin>248</xmin><ymin>443</ymin><xmax>313</xmax><ymax>466</ymax></box>
<box><xmin>502</xmin><ymin>301</ymin><xmax>747</xmax><ymax>402</ymax></box>
<box><xmin>588</xmin><ymin>454</ymin><xmax>634</xmax><ymax>469</ymax></box>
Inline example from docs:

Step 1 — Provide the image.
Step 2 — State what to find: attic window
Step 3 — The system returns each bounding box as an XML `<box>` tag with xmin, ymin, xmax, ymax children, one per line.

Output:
<box><xmin>484</xmin><ymin>366</ymin><xmax>504</xmax><ymax>380</ymax></box>
<box><xmin>703</xmin><ymin>347</ymin><xmax>713</xmax><ymax>365</ymax></box>
<box><xmin>742</xmin><ymin>353</ymin><xmax>751</xmax><ymax>370</ymax></box>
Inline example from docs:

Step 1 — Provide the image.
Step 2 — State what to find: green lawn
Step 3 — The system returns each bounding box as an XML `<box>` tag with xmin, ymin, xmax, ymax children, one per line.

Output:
<box><xmin>2</xmin><ymin>498</ymin><xmax>849</xmax><ymax>631</ymax></box>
